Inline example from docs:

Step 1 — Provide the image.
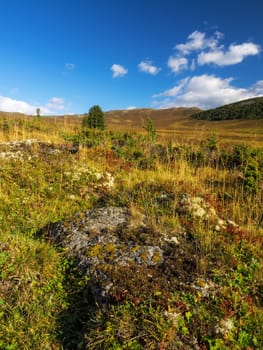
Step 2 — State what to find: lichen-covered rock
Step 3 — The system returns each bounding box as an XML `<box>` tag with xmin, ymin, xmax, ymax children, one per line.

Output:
<box><xmin>64</xmin><ymin>166</ymin><xmax>115</xmax><ymax>191</ymax></box>
<box><xmin>179</xmin><ymin>194</ymin><xmax>217</xmax><ymax>220</ymax></box>
<box><xmin>178</xmin><ymin>194</ymin><xmax>238</xmax><ymax>231</ymax></box>
<box><xmin>40</xmin><ymin>206</ymin><xmax>198</xmax><ymax>303</ymax></box>
<box><xmin>40</xmin><ymin>189</ymin><xmax>240</xmax><ymax>305</ymax></box>
<box><xmin>0</xmin><ymin>139</ymin><xmax>78</xmax><ymax>160</ymax></box>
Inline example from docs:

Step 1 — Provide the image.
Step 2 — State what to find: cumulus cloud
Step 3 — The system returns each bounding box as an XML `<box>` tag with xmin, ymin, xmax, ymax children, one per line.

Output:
<box><xmin>168</xmin><ymin>30</ymin><xmax>260</xmax><ymax>74</ymax></box>
<box><xmin>111</xmin><ymin>64</ymin><xmax>128</xmax><ymax>78</ymax></box>
<box><xmin>0</xmin><ymin>96</ymin><xmax>65</xmax><ymax>115</ymax></box>
<box><xmin>167</xmin><ymin>56</ymin><xmax>188</xmax><ymax>73</ymax></box>
<box><xmin>250</xmin><ymin>80</ymin><xmax>263</xmax><ymax>94</ymax></box>
<box><xmin>126</xmin><ymin>106</ymin><xmax>137</xmax><ymax>110</ymax></box>
<box><xmin>198</xmin><ymin>42</ymin><xmax>261</xmax><ymax>66</ymax></box>
<box><xmin>167</xmin><ymin>31</ymin><xmax>222</xmax><ymax>74</ymax></box>
<box><xmin>153</xmin><ymin>74</ymin><xmax>263</xmax><ymax>109</ymax></box>
<box><xmin>153</xmin><ymin>78</ymin><xmax>189</xmax><ymax>98</ymax></box>
<box><xmin>190</xmin><ymin>59</ymin><xmax>196</xmax><ymax>71</ymax></box>
<box><xmin>138</xmin><ymin>60</ymin><xmax>161</xmax><ymax>75</ymax></box>
<box><xmin>64</xmin><ymin>63</ymin><xmax>75</xmax><ymax>70</ymax></box>
<box><xmin>175</xmin><ymin>30</ymin><xmax>222</xmax><ymax>55</ymax></box>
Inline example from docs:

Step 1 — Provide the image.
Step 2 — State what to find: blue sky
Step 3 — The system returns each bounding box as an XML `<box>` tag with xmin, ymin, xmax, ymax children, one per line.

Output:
<box><xmin>0</xmin><ymin>0</ymin><xmax>262</xmax><ymax>115</ymax></box>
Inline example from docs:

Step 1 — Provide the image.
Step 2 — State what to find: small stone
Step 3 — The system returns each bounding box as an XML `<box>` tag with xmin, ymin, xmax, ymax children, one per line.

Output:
<box><xmin>170</xmin><ymin>236</ymin><xmax>179</xmax><ymax>245</ymax></box>
<box><xmin>193</xmin><ymin>206</ymin><xmax>207</xmax><ymax>218</ymax></box>
<box><xmin>227</xmin><ymin>219</ymin><xmax>239</xmax><ymax>228</ymax></box>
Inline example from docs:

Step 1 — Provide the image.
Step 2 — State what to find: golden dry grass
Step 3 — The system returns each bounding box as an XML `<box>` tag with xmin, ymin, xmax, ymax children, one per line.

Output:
<box><xmin>0</xmin><ymin>109</ymin><xmax>262</xmax><ymax>349</ymax></box>
<box><xmin>1</xmin><ymin>108</ymin><xmax>262</xmax><ymax>146</ymax></box>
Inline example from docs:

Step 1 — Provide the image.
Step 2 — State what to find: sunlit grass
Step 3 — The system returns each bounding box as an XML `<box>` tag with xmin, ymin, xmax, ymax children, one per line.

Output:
<box><xmin>0</xmin><ymin>113</ymin><xmax>262</xmax><ymax>349</ymax></box>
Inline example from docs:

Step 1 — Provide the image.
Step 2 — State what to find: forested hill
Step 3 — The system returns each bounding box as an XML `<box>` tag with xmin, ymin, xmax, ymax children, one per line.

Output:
<box><xmin>191</xmin><ymin>96</ymin><xmax>263</xmax><ymax>121</ymax></box>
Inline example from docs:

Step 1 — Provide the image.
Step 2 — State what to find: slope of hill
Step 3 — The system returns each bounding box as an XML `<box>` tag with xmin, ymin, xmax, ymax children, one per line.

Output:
<box><xmin>191</xmin><ymin>96</ymin><xmax>263</xmax><ymax>121</ymax></box>
<box><xmin>105</xmin><ymin>107</ymin><xmax>200</xmax><ymax>130</ymax></box>
<box><xmin>104</xmin><ymin>106</ymin><xmax>263</xmax><ymax>146</ymax></box>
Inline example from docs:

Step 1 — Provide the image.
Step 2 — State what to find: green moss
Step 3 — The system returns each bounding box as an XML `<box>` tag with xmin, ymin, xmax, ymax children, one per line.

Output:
<box><xmin>130</xmin><ymin>245</ymin><xmax>140</xmax><ymax>253</ymax></box>
<box><xmin>139</xmin><ymin>251</ymin><xmax>149</xmax><ymax>263</ymax></box>
<box><xmin>152</xmin><ymin>250</ymin><xmax>162</xmax><ymax>263</ymax></box>
<box><xmin>87</xmin><ymin>244</ymin><xmax>103</xmax><ymax>258</ymax></box>
<box><xmin>104</xmin><ymin>243</ymin><xmax>116</xmax><ymax>254</ymax></box>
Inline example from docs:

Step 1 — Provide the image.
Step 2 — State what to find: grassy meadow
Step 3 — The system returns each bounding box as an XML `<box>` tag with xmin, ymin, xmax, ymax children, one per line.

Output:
<box><xmin>0</xmin><ymin>110</ymin><xmax>262</xmax><ymax>349</ymax></box>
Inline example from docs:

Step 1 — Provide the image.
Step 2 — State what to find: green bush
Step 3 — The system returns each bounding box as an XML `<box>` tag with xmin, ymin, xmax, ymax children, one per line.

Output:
<box><xmin>244</xmin><ymin>158</ymin><xmax>263</xmax><ymax>193</ymax></box>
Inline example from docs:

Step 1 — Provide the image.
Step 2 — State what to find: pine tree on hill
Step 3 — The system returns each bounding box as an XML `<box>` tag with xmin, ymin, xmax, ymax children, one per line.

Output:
<box><xmin>82</xmin><ymin>105</ymin><xmax>105</xmax><ymax>130</ymax></box>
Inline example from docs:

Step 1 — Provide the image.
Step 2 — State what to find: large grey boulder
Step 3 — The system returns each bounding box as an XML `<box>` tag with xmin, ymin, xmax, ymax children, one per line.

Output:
<box><xmin>40</xmin><ymin>206</ymin><xmax>197</xmax><ymax>303</ymax></box>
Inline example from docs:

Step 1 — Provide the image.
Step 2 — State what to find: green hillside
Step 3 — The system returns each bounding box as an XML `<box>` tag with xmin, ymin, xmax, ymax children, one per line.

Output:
<box><xmin>192</xmin><ymin>96</ymin><xmax>263</xmax><ymax>121</ymax></box>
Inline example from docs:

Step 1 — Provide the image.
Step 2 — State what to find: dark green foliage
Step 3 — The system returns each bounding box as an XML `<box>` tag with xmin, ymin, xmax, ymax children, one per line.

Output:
<box><xmin>206</xmin><ymin>132</ymin><xmax>218</xmax><ymax>152</ymax></box>
<box><xmin>82</xmin><ymin>105</ymin><xmax>105</xmax><ymax>130</ymax></box>
<box><xmin>181</xmin><ymin>142</ymin><xmax>263</xmax><ymax>193</ymax></box>
<box><xmin>64</xmin><ymin>129</ymin><xmax>148</xmax><ymax>165</ymax></box>
<box><xmin>192</xmin><ymin>97</ymin><xmax>263</xmax><ymax>120</ymax></box>
<box><xmin>143</xmin><ymin>117</ymin><xmax>156</xmax><ymax>142</ymax></box>
<box><xmin>244</xmin><ymin>158</ymin><xmax>263</xmax><ymax>194</ymax></box>
<box><xmin>1</xmin><ymin>118</ymin><xmax>10</xmax><ymax>132</ymax></box>
<box><xmin>64</xmin><ymin>127</ymin><xmax>263</xmax><ymax>195</ymax></box>
<box><xmin>36</xmin><ymin>108</ymin><xmax>41</xmax><ymax>118</ymax></box>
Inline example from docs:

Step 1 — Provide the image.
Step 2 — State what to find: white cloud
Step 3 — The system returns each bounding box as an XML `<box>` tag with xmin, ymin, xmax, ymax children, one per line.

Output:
<box><xmin>198</xmin><ymin>42</ymin><xmax>261</xmax><ymax>66</ymax></box>
<box><xmin>47</xmin><ymin>97</ymin><xmax>65</xmax><ymax>111</ymax></box>
<box><xmin>169</xmin><ymin>31</ymin><xmax>260</xmax><ymax>74</ymax></box>
<box><xmin>111</xmin><ymin>64</ymin><xmax>128</xmax><ymax>78</ymax></box>
<box><xmin>0</xmin><ymin>96</ymin><xmax>65</xmax><ymax>115</ymax></box>
<box><xmin>175</xmin><ymin>30</ymin><xmax>222</xmax><ymax>55</ymax></box>
<box><xmin>190</xmin><ymin>59</ymin><xmax>196</xmax><ymax>71</ymax></box>
<box><xmin>64</xmin><ymin>63</ymin><xmax>75</xmax><ymax>70</ymax></box>
<box><xmin>0</xmin><ymin>96</ymin><xmax>48</xmax><ymax>114</ymax></box>
<box><xmin>138</xmin><ymin>60</ymin><xmax>161</xmax><ymax>75</ymax></box>
<box><xmin>153</xmin><ymin>74</ymin><xmax>263</xmax><ymax>109</ymax></box>
<box><xmin>153</xmin><ymin>78</ymin><xmax>189</xmax><ymax>98</ymax></box>
<box><xmin>126</xmin><ymin>106</ymin><xmax>137</xmax><ymax>110</ymax></box>
<box><xmin>167</xmin><ymin>56</ymin><xmax>188</xmax><ymax>73</ymax></box>
<box><xmin>167</xmin><ymin>31</ymin><xmax>222</xmax><ymax>74</ymax></box>
<box><xmin>250</xmin><ymin>80</ymin><xmax>263</xmax><ymax>94</ymax></box>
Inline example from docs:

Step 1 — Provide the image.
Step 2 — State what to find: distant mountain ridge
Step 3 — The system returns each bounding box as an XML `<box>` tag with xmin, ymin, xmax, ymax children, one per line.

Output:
<box><xmin>191</xmin><ymin>96</ymin><xmax>263</xmax><ymax>121</ymax></box>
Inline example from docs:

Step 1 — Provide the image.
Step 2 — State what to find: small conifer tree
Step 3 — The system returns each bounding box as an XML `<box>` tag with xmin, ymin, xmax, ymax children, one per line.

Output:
<box><xmin>82</xmin><ymin>105</ymin><xmax>105</xmax><ymax>130</ymax></box>
<box><xmin>143</xmin><ymin>117</ymin><xmax>156</xmax><ymax>142</ymax></box>
<box><xmin>36</xmin><ymin>108</ymin><xmax>41</xmax><ymax>118</ymax></box>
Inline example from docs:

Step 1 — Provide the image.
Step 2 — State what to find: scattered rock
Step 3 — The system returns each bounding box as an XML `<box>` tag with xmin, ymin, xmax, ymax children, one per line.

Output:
<box><xmin>178</xmin><ymin>194</ymin><xmax>238</xmax><ymax>231</ymax></box>
<box><xmin>191</xmin><ymin>278</ymin><xmax>216</xmax><ymax>298</ymax></box>
<box><xmin>0</xmin><ymin>139</ymin><xmax>79</xmax><ymax>160</ymax></box>
<box><xmin>0</xmin><ymin>150</ymin><xmax>24</xmax><ymax>160</ymax></box>
<box><xmin>64</xmin><ymin>167</ymin><xmax>115</xmax><ymax>191</ymax></box>
<box><xmin>179</xmin><ymin>194</ymin><xmax>217</xmax><ymax>220</ymax></box>
<box><xmin>216</xmin><ymin>318</ymin><xmax>235</xmax><ymax>335</ymax></box>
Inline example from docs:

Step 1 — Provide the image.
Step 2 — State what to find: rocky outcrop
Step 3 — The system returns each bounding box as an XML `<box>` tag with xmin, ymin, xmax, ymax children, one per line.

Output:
<box><xmin>40</xmin><ymin>207</ymin><xmax>169</xmax><ymax>302</ymax></box>
<box><xmin>40</xmin><ymin>196</ymin><xmax>238</xmax><ymax>304</ymax></box>
<box><xmin>40</xmin><ymin>206</ymin><xmax>203</xmax><ymax>304</ymax></box>
<box><xmin>0</xmin><ymin>139</ymin><xmax>78</xmax><ymax>160</ymax></box>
